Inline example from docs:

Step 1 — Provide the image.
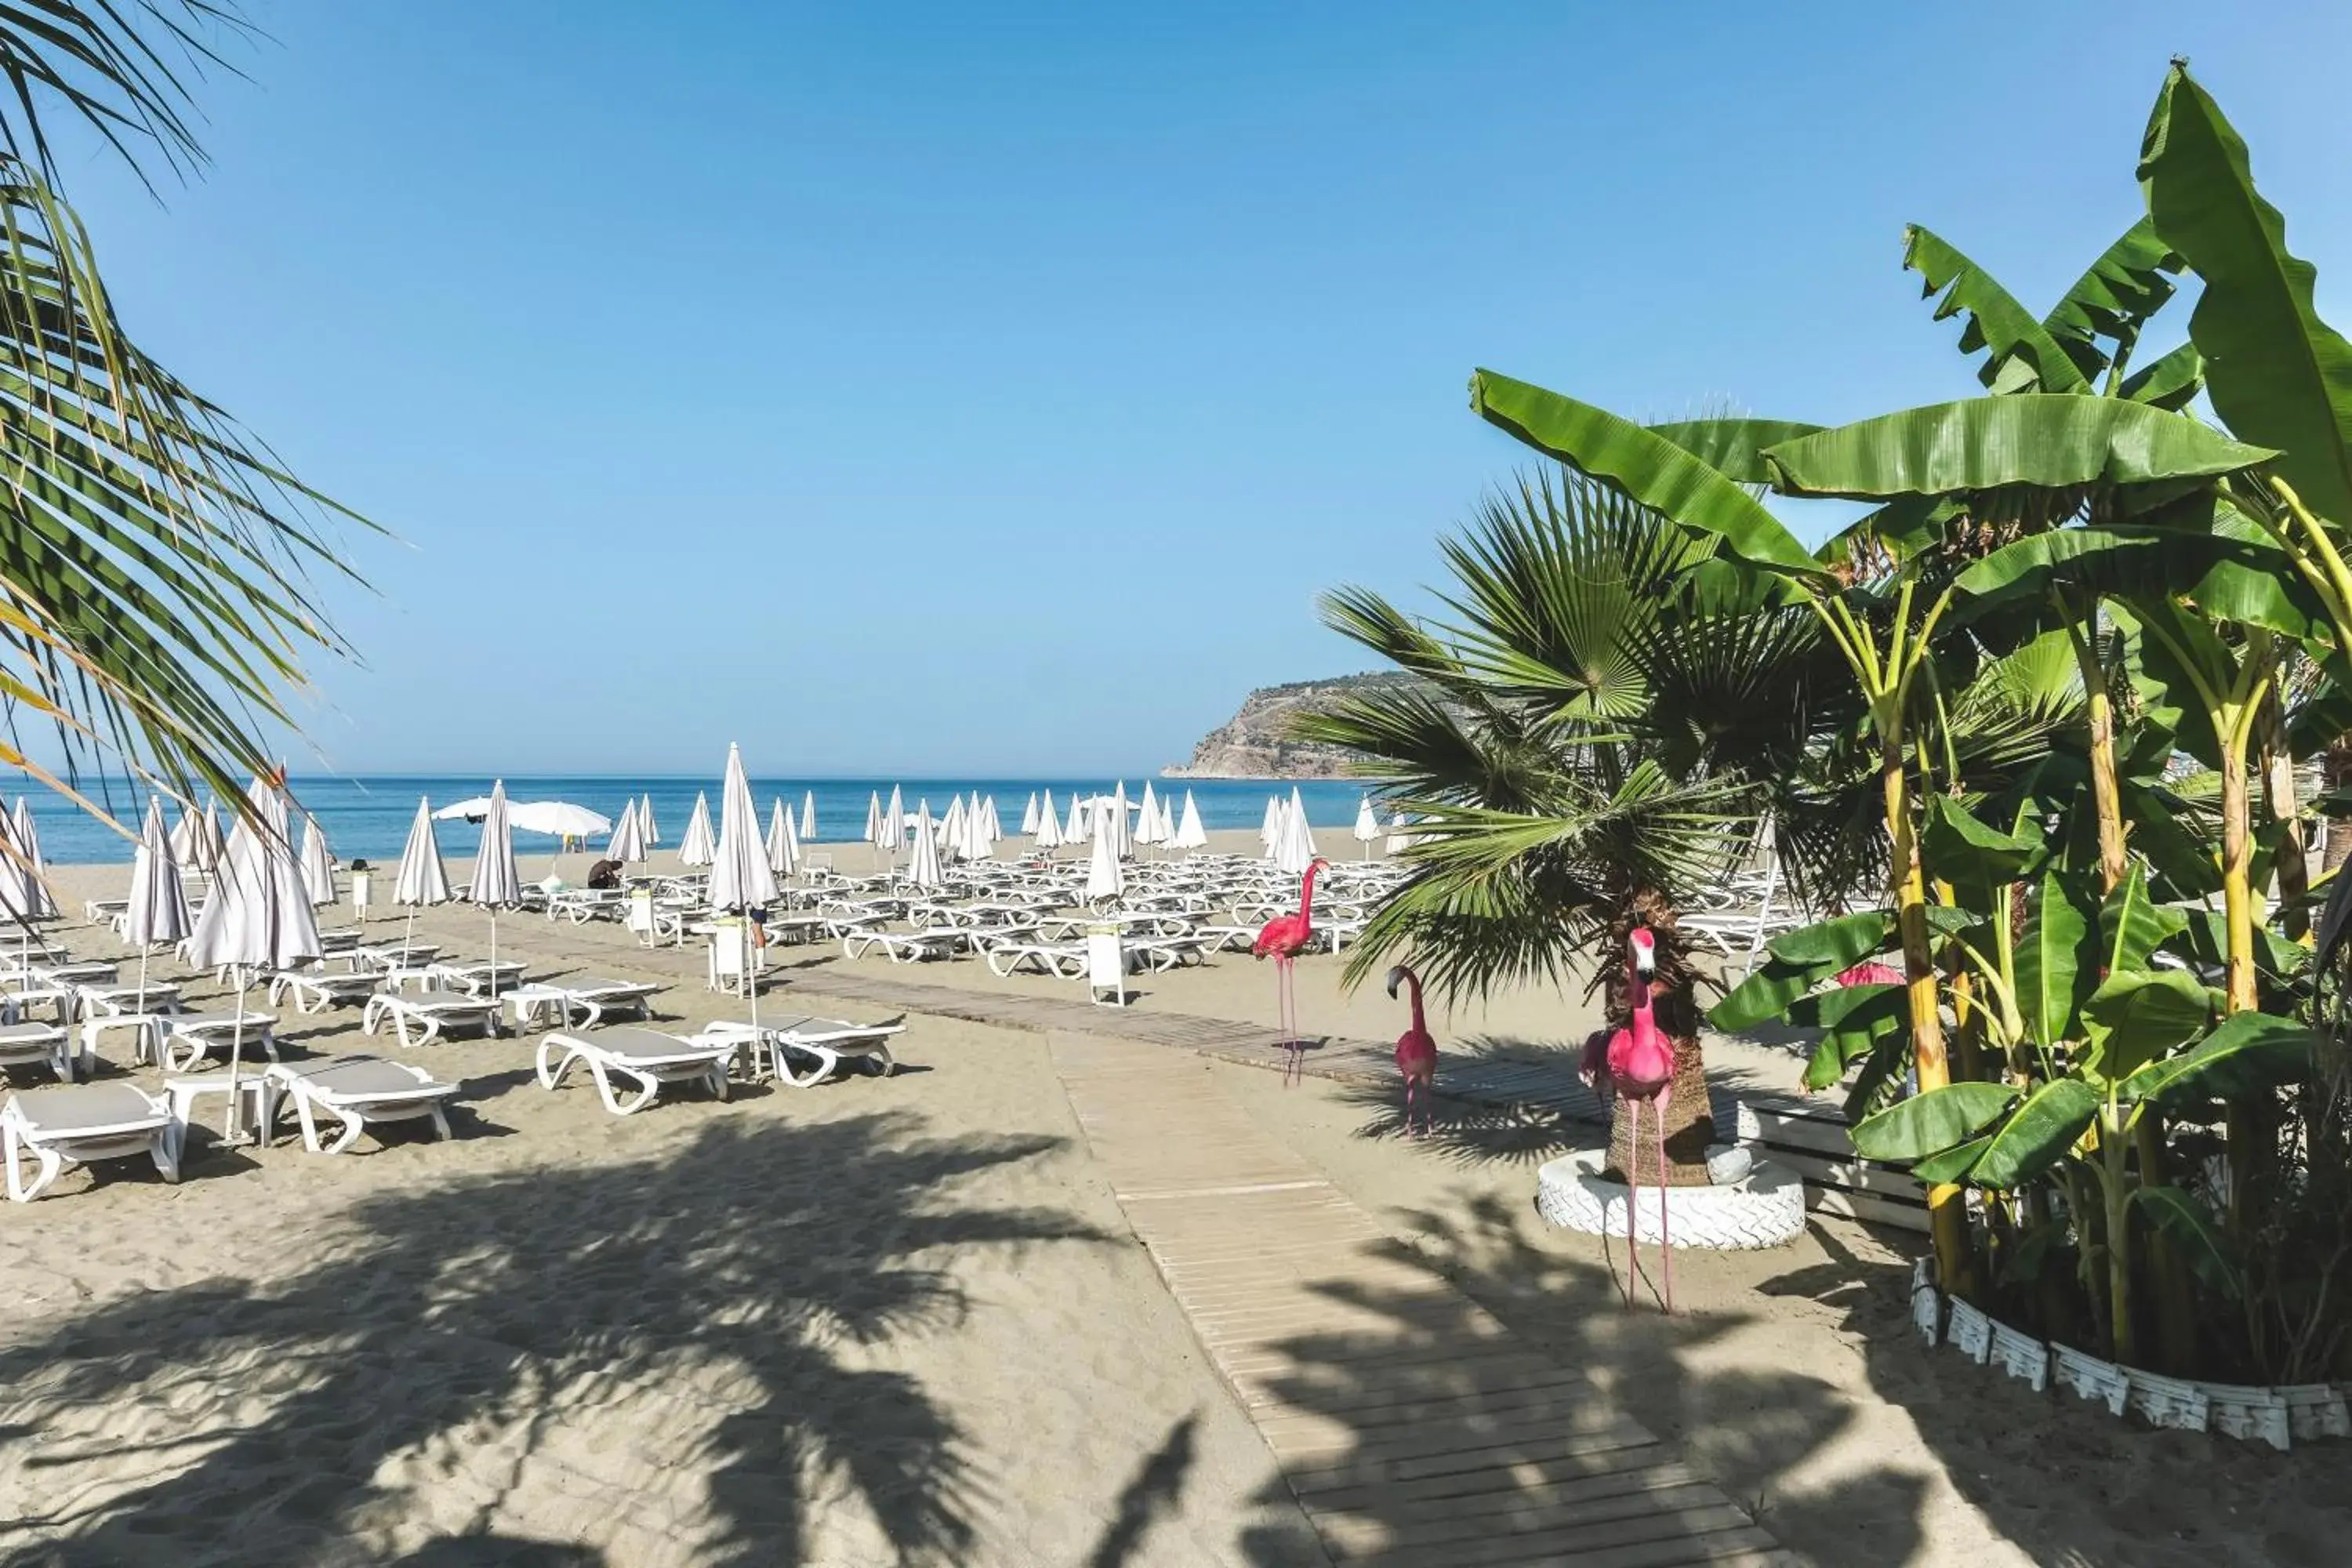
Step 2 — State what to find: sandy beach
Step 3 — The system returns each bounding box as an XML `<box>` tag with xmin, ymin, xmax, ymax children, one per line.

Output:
<box><xmin>0</xmin><ymin>844</ymin><xmax>2343</xmax><ymax>1566</ymax></box>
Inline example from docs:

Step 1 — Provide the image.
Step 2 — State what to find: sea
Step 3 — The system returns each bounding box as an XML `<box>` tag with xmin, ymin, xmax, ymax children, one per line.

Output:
<box><xmin>30</xmin><ymin>775</ymin><xmax>1377</xmax><ymax>866</ymax></box>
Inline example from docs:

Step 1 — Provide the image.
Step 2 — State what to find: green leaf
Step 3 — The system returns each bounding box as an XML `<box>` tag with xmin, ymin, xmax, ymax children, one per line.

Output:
<box><xmin>1764</xmin><ymin>910</ymin><xmax>1899</xmax><ymax>967</ymax></box>
<box><xmin>1468</xmin><ymin>370</ymin><xmax>1829</xmax><ymax>579</ymax></box>
<box><xmin>2017</xmin><ymin>871</ymin><xmax>2096</xmax><ymax>1046</ymax></box>
<box><xmin>2120</xmin><ymin>1010</ymin><xmax>2314</xmax><ymax>1105</ymax></box>
<box><xmin>1923</xmin><ymin>793</ymin><xmax>2043</xmax><ymax>905</ymax></box>
<box><xmin>1851</xmin><ymin>1081</ymin><xmax>2017</xmax><ymax>1161</ymax></box>
<box><xmin>2101</xmin><ymin>865</ymin><xmax>2190</xmax><ymax>975</ymax></box>
<box><xmin>2081</xmin><ymin>969</ymin><xmax>2212</xmax><ymax>1082</ymax></box>
<box><xmin>1904</xmin><ymin>224</ymin><xmax>2091</xmax><ymax>394</ymax></box>
<box><xmin>1646</xmin><ymin>419</ymin><xmax>1824</xmax><ymax>485</ymax></box>
<box><xmin>2118</xmin><ymin>341</ymin><xmax>2205</xmax><ymax>411</ymax></box>
<box><xmin>1759</xmin><ymin>396</ymin><xmax>2277</xmax><ymax>502</ymax></box>
<box><xmin>1911</xmin><ymin>1135</ymin><xmax>1993</xmax><ymax>1185</ymax></box>
<box><xmin>1789</xmin><ymin>982</ymin><xmax>1907</xmax><ymax>1091</ymax></box>
<box><xmin>2042</xmin><ymin>216</ymin><xmax>2184</xmax><ymax>385</ymax></box>
<box><xmin>1969</xmin><ymin>1078</ymin><xmax>2099</xmax><ymax>1187</ymax></box>
<box><xmin>2141</xmin><ymin>60</ymin><xmax>2352</xmax><ymax>529</ymax></box>
<box><xmin>2132</xmin><ymin>1185</ymin><xmax>2242</xmax><ymax>1298</ymax></box>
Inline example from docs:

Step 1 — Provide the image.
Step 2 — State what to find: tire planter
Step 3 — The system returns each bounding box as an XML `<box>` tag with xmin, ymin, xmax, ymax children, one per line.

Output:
<box><xmin>1907</xmin><ymin>1258</ymin><xmax>2350</xmax><ymax>1450</ymax></box>
<box><xmin>1535</xmin><ymin>1147</ymin><xmax>1806</xmax><ymax>1250</ymax></box>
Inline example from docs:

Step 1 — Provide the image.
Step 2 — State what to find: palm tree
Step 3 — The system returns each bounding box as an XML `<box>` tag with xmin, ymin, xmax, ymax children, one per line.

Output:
<box><xmin>0</xmin><ymin>5</ymin><xmax>367</xmax><ymax>829</ymax></box>
<box><xmin>1298</xmin><ymin>469</ymin><xmax>1840</xmax><ymax>1181</ymax></box>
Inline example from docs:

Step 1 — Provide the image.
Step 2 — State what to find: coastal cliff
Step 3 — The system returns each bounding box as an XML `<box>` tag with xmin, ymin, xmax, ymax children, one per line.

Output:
<box><xmin>1163</xmin><ymin>673</ymin><xmax>1414</xmax><ymax>779</ymax></box>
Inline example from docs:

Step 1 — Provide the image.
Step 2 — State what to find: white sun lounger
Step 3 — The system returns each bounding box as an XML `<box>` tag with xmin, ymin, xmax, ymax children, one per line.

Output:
<box><xmin>0</xmin><ymin>1021</ymin><xmax>76</xmax><ymax>1082</ymax></box>
<box><xmin>706</xmin><ymin>1014</ymin><xmax>906</xmax><ymax>1087</ymax></box>
<box><xmin>364</xmin><ymin>993</ymin><xmax>502</xmax><ymax>1047</ymax></box>
<box><xmin>425</xmin><ymin>960</ymin><xmax>524</xmax><ymax>997</ymax></box>
<box><xmin>350</xmin><ymin>942</ymin><xmax>441</xmax><ymax>974</ymax></box>
<box><xmin>506</xmin><ymin>978</ymin><xmax>662</xmax><ymax>1031</ymax></box>
<box><xmin>267</xmin><ymin>970</ymin><xmax>383</xmax><ymax>1014</ymax></box>
<box><xmin>160</xmin><ymin>1011</ymin><xmax>280</xmax><ymax>1072</ymax></box>
<box><xmin>535</xmin><ymin>1026</ymin><xmax>738</xmax><ymax>1116</ymax></box>
<box><xmin>263</xmin><ymin>1054</ymin><xmax>459</xmax><ymax>1153</ymax></box>
<box><xmin>842</xmin><ymin>927</ymin><xmax>963</xmax><ymax>964</ymax></box>
<box><xmin>984</xmin><ymin>941</ymin><xmax>1086</xmax><ymax>978</ymax></box>
<box><xmin>2</xmin><ymin>1082</ymin><xmax>176</xmax><ymax>1200</ymax></box>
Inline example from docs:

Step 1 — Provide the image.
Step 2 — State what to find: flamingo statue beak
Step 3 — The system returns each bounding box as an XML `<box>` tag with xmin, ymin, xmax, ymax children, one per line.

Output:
<box><xmin>1385</xmin><ymin>966</ymin><xmax>1406</xmax><ymax>1000</ymax></box>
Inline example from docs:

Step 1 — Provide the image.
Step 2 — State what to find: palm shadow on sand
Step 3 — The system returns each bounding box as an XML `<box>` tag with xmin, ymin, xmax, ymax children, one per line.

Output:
<box><xmin>0</xmin><ymin>1112</ymin><xmax>1099</xmax><ymax>1565</ymax></box>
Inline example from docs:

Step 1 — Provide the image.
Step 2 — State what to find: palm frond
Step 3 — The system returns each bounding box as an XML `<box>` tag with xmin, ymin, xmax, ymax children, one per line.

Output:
<box><xmin>0</xmin><ymin>2</ymin><xmax>252</xmax><ymax>194</ymax></box>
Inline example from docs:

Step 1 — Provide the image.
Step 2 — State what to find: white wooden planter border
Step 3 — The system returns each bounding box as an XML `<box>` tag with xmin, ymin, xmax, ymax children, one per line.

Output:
<box><xmin>1906</xmin><ymin>1258</ymin><xmax>2349</xmax><ymax>1450</ymax></box>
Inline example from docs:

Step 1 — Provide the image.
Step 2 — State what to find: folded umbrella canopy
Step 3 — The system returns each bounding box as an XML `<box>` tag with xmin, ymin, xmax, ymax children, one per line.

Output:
<box><xmin>298</xmin><ymin>812</ymin><xmax>337</xmax><ymax>906</ymax></box>
<box><xmin>394</xmin><ymin>796</ymin><xmax>452</xmax><ymax>961</ymax></box>
<box><xmin>0</xmin><ymin>808</ymin><xmax>31</xmax><ymax>970</ymax></box>
<box><xmin>1174</xmin><ymin>790</ymin><xmax>1207</xmax><ymax>851</ymax></box>
<box><xmin>641</xmin><ymin>794</ymin><xmax>662</xmax><ymax>845</ymax></box>
<box><xmin>881</xmin><ymin>785</ymin><xmax>906</xmax><ymax>856</ymax></box>
<box><xmin>679</xmin><ymin>793</ymin><xmax>717</xmax><ymax>867</ymax></box>
<box><xmin>1086</xmin><ymin>797</ymin><xmax>1123</xmax><ymax>903</ymax></box>
<box><xmin>10</xmin><ymin>800</ymin><xmax>54</xmax><ymax>918</ymax></box>
<box><xmin>1064</xmin><ymin>792</ymin><xmax>1085</xmax><ymax>845</ymax></box>
<box><xmin>467</xmin><ymin>781</ymin><xmax>521</xmax><ymax>1030</ymax></box>
<box><xmin>1022</xmin><ymin>793</ymin><xmax>1040</xmax><ymax>836</ymax></box>
<box><xmin>864</xmin><ymin>790</ymin><xmax>884</xmax><ymax>848</ymax></box>
<box><xmin>766</xmin><ymin>797</ymin><xmax>799</xmax><ymax>878</ymax></box>
<box><xmin>1353</xmin><ymin>795</ymin><xmax>1381</xmax><ymax>859</ymax></box>
<box><xmin>1260</xmin><ymin>794</ymin><xmax>1282</xmax><ymax>854</ymax></box>
<box><xmin>1034</xmin><ymin>789</ymin><xmax>1063</xmax><ymax>853</ymax></box>
<box><xmin>185</xmin><ymin>774</ymin><xmax>323</xmax><ymax>1138</ymax></box>
<box><xmin>1136</xmin><ymin>782</ymin><xmax>1163</xmax><ymax>851</ymax></box>
<box><xmin>710</xmin><ymin>743</ymin><xmax>780</xmax><ymax>1030</ymax></box>
<box><xmin>1275</xmin><ymin>789</ymin><xmax>1319</xmax><ymax>876</ymax></box>
<box><xmin>801</xmin><ymin>790</ymin><xmax>817</xmax><ymax>842</ymax></box>
<box><xmin>125</xmin><ymin>796</ymin><xmax>191</xmax><ymax>1013</ymax></box>
<box><xmin>905</xmin><ymin>800</ymin><xmax>944</xmax><ymax>891</ymax></box>
<box><xmin>607</xmin><ymin>798</ymin><xmax>647</xmax><ymax>864</ymax></box>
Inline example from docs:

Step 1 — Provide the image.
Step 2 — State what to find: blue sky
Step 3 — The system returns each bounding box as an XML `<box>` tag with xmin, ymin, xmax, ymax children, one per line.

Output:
<box><xmin>47</xmin><ymin>1</ymin><xmax>2352</xmax><ymax>775</ymax></box>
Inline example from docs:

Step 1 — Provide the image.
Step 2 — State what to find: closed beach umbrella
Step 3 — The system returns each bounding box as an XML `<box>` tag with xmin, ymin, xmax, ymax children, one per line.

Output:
<box><xmin>1085</xmin><ymin>798</ymin><xmax>1123</xmax><ymax>902</ymax></box>
<box><xmin>767</xmin><ymin>797</ymin><xmax>798</xmax><ymax>877</ymax></box>
<box><xmin>1353</xmin><ymin>795</ymin><xmax>1380</xmax><ymax>859</ymax></box>
<box><xmin>169</xmin><ymin>803</ymin><xmax>209</xmax><ymax>871</ymax></box>
<box><xmin>185</xmin><ymin>774</ymin><xmax>322</xmax><ymax>1138</ymax></box>
<box><xmin>1136</xmin><ymin>782</ymin><xmax>1162</xmax><ymax>851</ymax></box>
<box><xmin>864</xmin><ymin>790</ymin><xmax>883</xmax><ymax>848</ymax></box>
<box><xmin>1259</xmin><ymin>795</ymin><xmax>1282</xmax><ymax>855</ymax></box>
<box><xmin>1111</xmin><ymin>782</ymin><xmax>1133</xmax><ymax>859</ymax></box>
<box><xmin>979</xmin><ymin>793</ymin><xmax>1000</xmax><ymax>855</ymax></box>
<box><xmin>641</xmin><ymin>793</ymin><xmax>662</xmax><ymax>845</ymax></box>
<box><xmin>1022</xmin><ymin>793</ymin><xmax>1040</xmax><ymax>835</ymax></box>
<box><xmin>467</xmin><ymin>780</ymin><xmax>521</xmax><ymax>1023</ymax></box>
<box><xmin>1174</xmin><ymin>790</ymin><xmax>1207</xmax><ymax>851</ymax></box>
<box><xmin>11</xmin><ymin>800</ymin><xmax>53</xmax><ymax>918</ymax></box>
<box><xmin>393</xmin><ymin>797</ymin><xmax>451</xmax><ymax>960</ymax></box>
<box><xmin>882</xmin><ymin>785</ymin><xmax>906</xmax><ymax>855</ymax></box>
<box><xmin>0</xmin><ymin>808</ymin><xmax>31</xmax><ymax>968</ymax></box>
<box><xmin>940</xmin><ymin>795</ymin><xmax>968</xmax><ymax>862</ymax></box>
<box><xmin>801</xmin><ymin>789</ymin><xmax>817</xmax><ymax>842</ymax></box>
<box><xmin>126</xmin><ymin>796</ymin><xmax>191</xmax><ymax>1013</ymax></box>
<box><xmin>906</xmin><ymin>800</ymin><xmax>944</xmax><ymax>891</ymax></box>
<box><xmin>1276</xmin><ymin>790</ymin><xmax>1319</xmax><ymax>876</ymax></box>
<box><xmin>298</xmin><ymin>812</ymin><xmax>336</xmax><ymax>906</ymax></box>
<box><xmin>679</xmin><ymin>792</ymin><xmax>717</xmax><ymax>867</ymax></box>
<box><xmin>1063</xmin><ymin>792</ymin><xmax>1084</xmax><ymax>844</ymax></box>
<box><xmin>1034</xmin><ymin>789</ymin><xmax>1064</xmax><ymax>853</ymax></box>
<box><xmin>607</xmin><ymin>798</ymin><xmax>647</xmax><ymax>864</ymax></box>
<box><xmin>1386</xmin><ymin>809</ymin><xmax>1414</xmax><ymax>855</ymax></box>
<box><xmin>710</xmin><ymin>743</ymin><xmax>779</xmax><ymax>1027</ymax></box>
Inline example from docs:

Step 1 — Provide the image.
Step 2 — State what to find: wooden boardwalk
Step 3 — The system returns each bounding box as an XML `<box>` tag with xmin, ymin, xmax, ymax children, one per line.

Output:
<box><xmin>1051</xmin><ymin>1032</ymin><xmax>1791</xmax><ymax>1566</ymax></box>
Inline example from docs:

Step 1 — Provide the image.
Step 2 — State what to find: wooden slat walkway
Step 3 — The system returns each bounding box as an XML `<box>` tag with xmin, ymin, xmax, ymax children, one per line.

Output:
<box><xmin>1051</xmin><ymin>1032</ymin><xmax>1793</xmax><ymax>1567</ymax></box>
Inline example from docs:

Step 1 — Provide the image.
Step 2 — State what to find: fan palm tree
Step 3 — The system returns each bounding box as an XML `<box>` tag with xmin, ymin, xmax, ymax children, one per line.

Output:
<box><xmin>0</xmin><ymin>4</ymin><xmax>367</xmax><ymax>831</ymax></box>
<box><xmin>1298</xmin><ymin>469</ymin><xmax>1844</xmax><ymax>1181</ymax></box>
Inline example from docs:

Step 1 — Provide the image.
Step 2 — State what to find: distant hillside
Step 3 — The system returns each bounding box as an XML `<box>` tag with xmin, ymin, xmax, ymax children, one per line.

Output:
<box><xmin>1163</xmin><ymin>673</ymin><xmax>1416</xmax><ymax>779</ymax></box>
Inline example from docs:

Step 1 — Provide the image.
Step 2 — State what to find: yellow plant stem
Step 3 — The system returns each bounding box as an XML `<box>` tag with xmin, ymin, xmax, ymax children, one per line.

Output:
<box><xmin>2059</xmin><ymin>590</ymin><xmax>2127</xmax><ymax>894</ymax></box>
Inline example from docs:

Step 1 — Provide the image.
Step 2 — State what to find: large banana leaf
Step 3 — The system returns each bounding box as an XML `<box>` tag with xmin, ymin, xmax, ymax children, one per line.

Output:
<box><xmin>2080</xmin><ymin>969</ymin><xmax>2212</xmax><ymax>1082</ymax></box>
<box><xmin>2132</xmin><ymin>1185</ymin><xmax>2240</xmax><ymax>1296</ymax></box>
<box><xmin>1951</xmin><ymin>523</ymin><xmax>2312</xmax><ymax>636</ymax></box>
<box><xmin>2017</xmin><ymin>870</ymin><xmax>2096</xmax><ymax>1047</ymax></box>
<box><xmin>1468</xmin><ymin>371</ymin><xmax>1827</xmax><ymax>579</ymax></box>
<box><xmin>2141</xmin><ymin>62</ymin><xmax>2352</xmax><ymax>527</ymax></box>
<box><xmin>2118</xmin><ymin>341</ymin><xmax>2205</xmax><ymax>411</ymax></box>
<box><xmin>1968</xmin><ymin>1078</ymin><xmax>2100</xmax><ymax>1187</ymax></box>
<box><xmin>1850</xmin><ymin>1080</ymin><xmax>2016</xmax><ymax>1161</ymax></box>
<box><xmin>1759</xmin><ymin>397</ymin><xmax>2276</xmax><ymax>501</ymax></box>
<box><xmin>2121</xmin><ymin>1011</ymin><xmax>2314</xmax><ymax>1105</ymax></box>
<box><xmin>1646</xmin><ymin>419</ymin><xmax>1824</xmax><ymax>485</ymax></box>
<box><xmin>1903</xmin><ymin>225</ymin><xmax>2089</xmax><ymax>394</ymax></box>
<box><xmin>2101</xmin><ymin>864</ymin><xmax>2189</xmax><ymax>974</ymax></box>
<box><xmin>2041</xmin><ymin>216</ymin><xmax>2183</xmax><ymax>387</ymax></box>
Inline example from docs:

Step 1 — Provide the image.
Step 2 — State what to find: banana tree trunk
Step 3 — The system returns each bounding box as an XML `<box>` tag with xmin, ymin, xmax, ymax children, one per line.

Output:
<box><xmin>2262</xmin><ymin>695</ymin><xmax>2310</xmax><ymax>938</ymax></box>
<box><xmin>2065</xmin><ymin>598</ymin><xmax>2129</xmax><ymax>892</ymax></box>
<box><xmin>1886</xmin><ymin>728</ymin><xmax>1972</xmax><ymax>1290</ymax></box>
<box><xmin>2220</xmin><ymin>742</ymin><xmax>2259</xmax><ymax>1014</ymax></box>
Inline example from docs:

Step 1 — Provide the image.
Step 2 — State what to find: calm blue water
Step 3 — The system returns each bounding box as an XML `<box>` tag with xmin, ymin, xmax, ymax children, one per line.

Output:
<box><xmin>29</xmin><ymin>775</ymin><xmax>1376</xmax><ymax>866</ymax></box>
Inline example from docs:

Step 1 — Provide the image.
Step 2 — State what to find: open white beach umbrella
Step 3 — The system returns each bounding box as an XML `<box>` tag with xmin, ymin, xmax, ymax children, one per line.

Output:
<box><xmin>125</xmin><ymin>796</ymin><xmax>191</xmax><ymax>1013</ymax></box>
<box><xmin>1353</xmin><ymin>795</ymin><xmax>1381</xmax><ymax>859</ymax></box>
<box><xmin>185</xmin><ymin>774</ymin><xmax>322</xmax><ymax>1138</ymax></box>
<box><xmin>10</xmin><ymin>800</ymin><xmax>54</xmax><ymax>918</ymax></box>
<box><xmin>607</xmin><ymin>798</ymin><xmax>647</xmax><ymax>864</ymax></box>
<box><xmin>641</xmin><ymin>794</ymin><xmax>662</xmax><ymax>845</ymax></box>
<box><xmin>801</xmin><ymin>790</ymin><xmax>817</xmax><ymax>842</ymax></box>
<box><xmin>467</xmin><ymin>781</ymin><xmax>521</xmax><ymax>1028</ymax></box>
<box><xmin>1033</xmin><ymin>789</ymin><xmax>1064</xmax><ymax>853</ymax></box>
<box><xmin>905</xmin><ymin>800</ymin><xmax>944</xmax><ymax>891</ymax></box>
<box><xmin>297</xmin><ymin>812</ymin><xmax>336</xmax><ymax>906</ymax></box>
<box><xmin>679</xmin><ymin>792</ymin><xmax>717</xmax><ymax>867</ymax></box>
<box><xmin>393</xmin><ymin>797</ymin><xmax>452</xmax><ymax>960</ymax></box>
<box><xmin>882</xmin><ymin>785</ymin><xmax>906</xmax><ymax>855</ymax></box>
<box><xmin>510</xmin><ymin>800</ymin><xmax>614</xmax><ymax>842</ymax></box>
<box><xmin>766</xmin><ymin>797</ymin><xmax>799</xmax><ymax>877</ymax></box>
<box><xmin>1022</xmin><ymin>793</ymin><xmax>1040</xmax><ymax>835</ymax></box>
<box><xmin>1085</xmin><ymin>797</ymin><xmax>1123</xmax><ymax>902</ymax></box>
<box><xmin>1174</xmin><ymin>790</ymin><xmax>1207</xmax><ymax>851</ymax></box>
<box><xmin>1385</xmin><ymin>809</ymin><xmax>1414</xmax><ymax>855</ymax></box>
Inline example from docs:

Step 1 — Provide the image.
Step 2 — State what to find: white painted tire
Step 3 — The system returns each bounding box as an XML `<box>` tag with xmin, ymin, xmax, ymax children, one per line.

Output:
<box><xmin>1535</xmin><ymin>1148</ymin><xmax>1806</xmax><ymax>1250</ymax></box>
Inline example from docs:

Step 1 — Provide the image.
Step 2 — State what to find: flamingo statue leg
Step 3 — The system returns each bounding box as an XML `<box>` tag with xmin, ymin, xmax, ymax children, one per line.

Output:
<box><xmin>1623</xmin><ymin>1095</ymin><xmax>1640</xmax><ymax>1310</ymax></box>
<box><xmin>1656</xmin><ymin>1086</ymin><xmax>1674</xmax><ymax>1313</ymax></box>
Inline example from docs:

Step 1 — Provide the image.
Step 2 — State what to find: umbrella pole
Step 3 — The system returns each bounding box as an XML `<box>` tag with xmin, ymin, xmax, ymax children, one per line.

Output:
<box><xmin>224</xmin><ymin>980</ymin><xmax>248</xmax><ymax>1143</ymax></box>
<box><xmin>489</xmin><ymin>907</ymin><xmax>501</xmax><ymax>1036</ymax></box>
<box><xmin>403</xmin><ymin>909</ymin><xmax>418</xmax><ymax>964</ymax></box>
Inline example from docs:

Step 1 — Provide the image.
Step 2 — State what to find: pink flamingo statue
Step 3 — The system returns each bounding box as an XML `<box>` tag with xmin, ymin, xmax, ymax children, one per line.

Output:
<box><xmin>1580</xmin><ymin>925</ymin><xmax>1676</xmax><ymax>1311</ymax></box>
<box><xmin>1253</xmin><ymin>855</ymin><xmax>1330</xmax><ymax>1084</ymax></box>
<box><xmin>1385</xmin><ymin>964</ymin><xmax>1438</xmax><ymax>1136</ymax></box>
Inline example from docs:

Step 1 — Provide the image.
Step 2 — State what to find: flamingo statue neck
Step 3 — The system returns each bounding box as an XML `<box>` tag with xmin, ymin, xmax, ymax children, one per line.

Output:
<box><xmin>1396</xmin><ymin>965</ymin><xmax>1427</xmax><ymax>1036</ymax></box>
<box><xmin>1298</xmin><ymin>858</ymin><xmax>1327</xmax><ymax>922</ymax></box>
